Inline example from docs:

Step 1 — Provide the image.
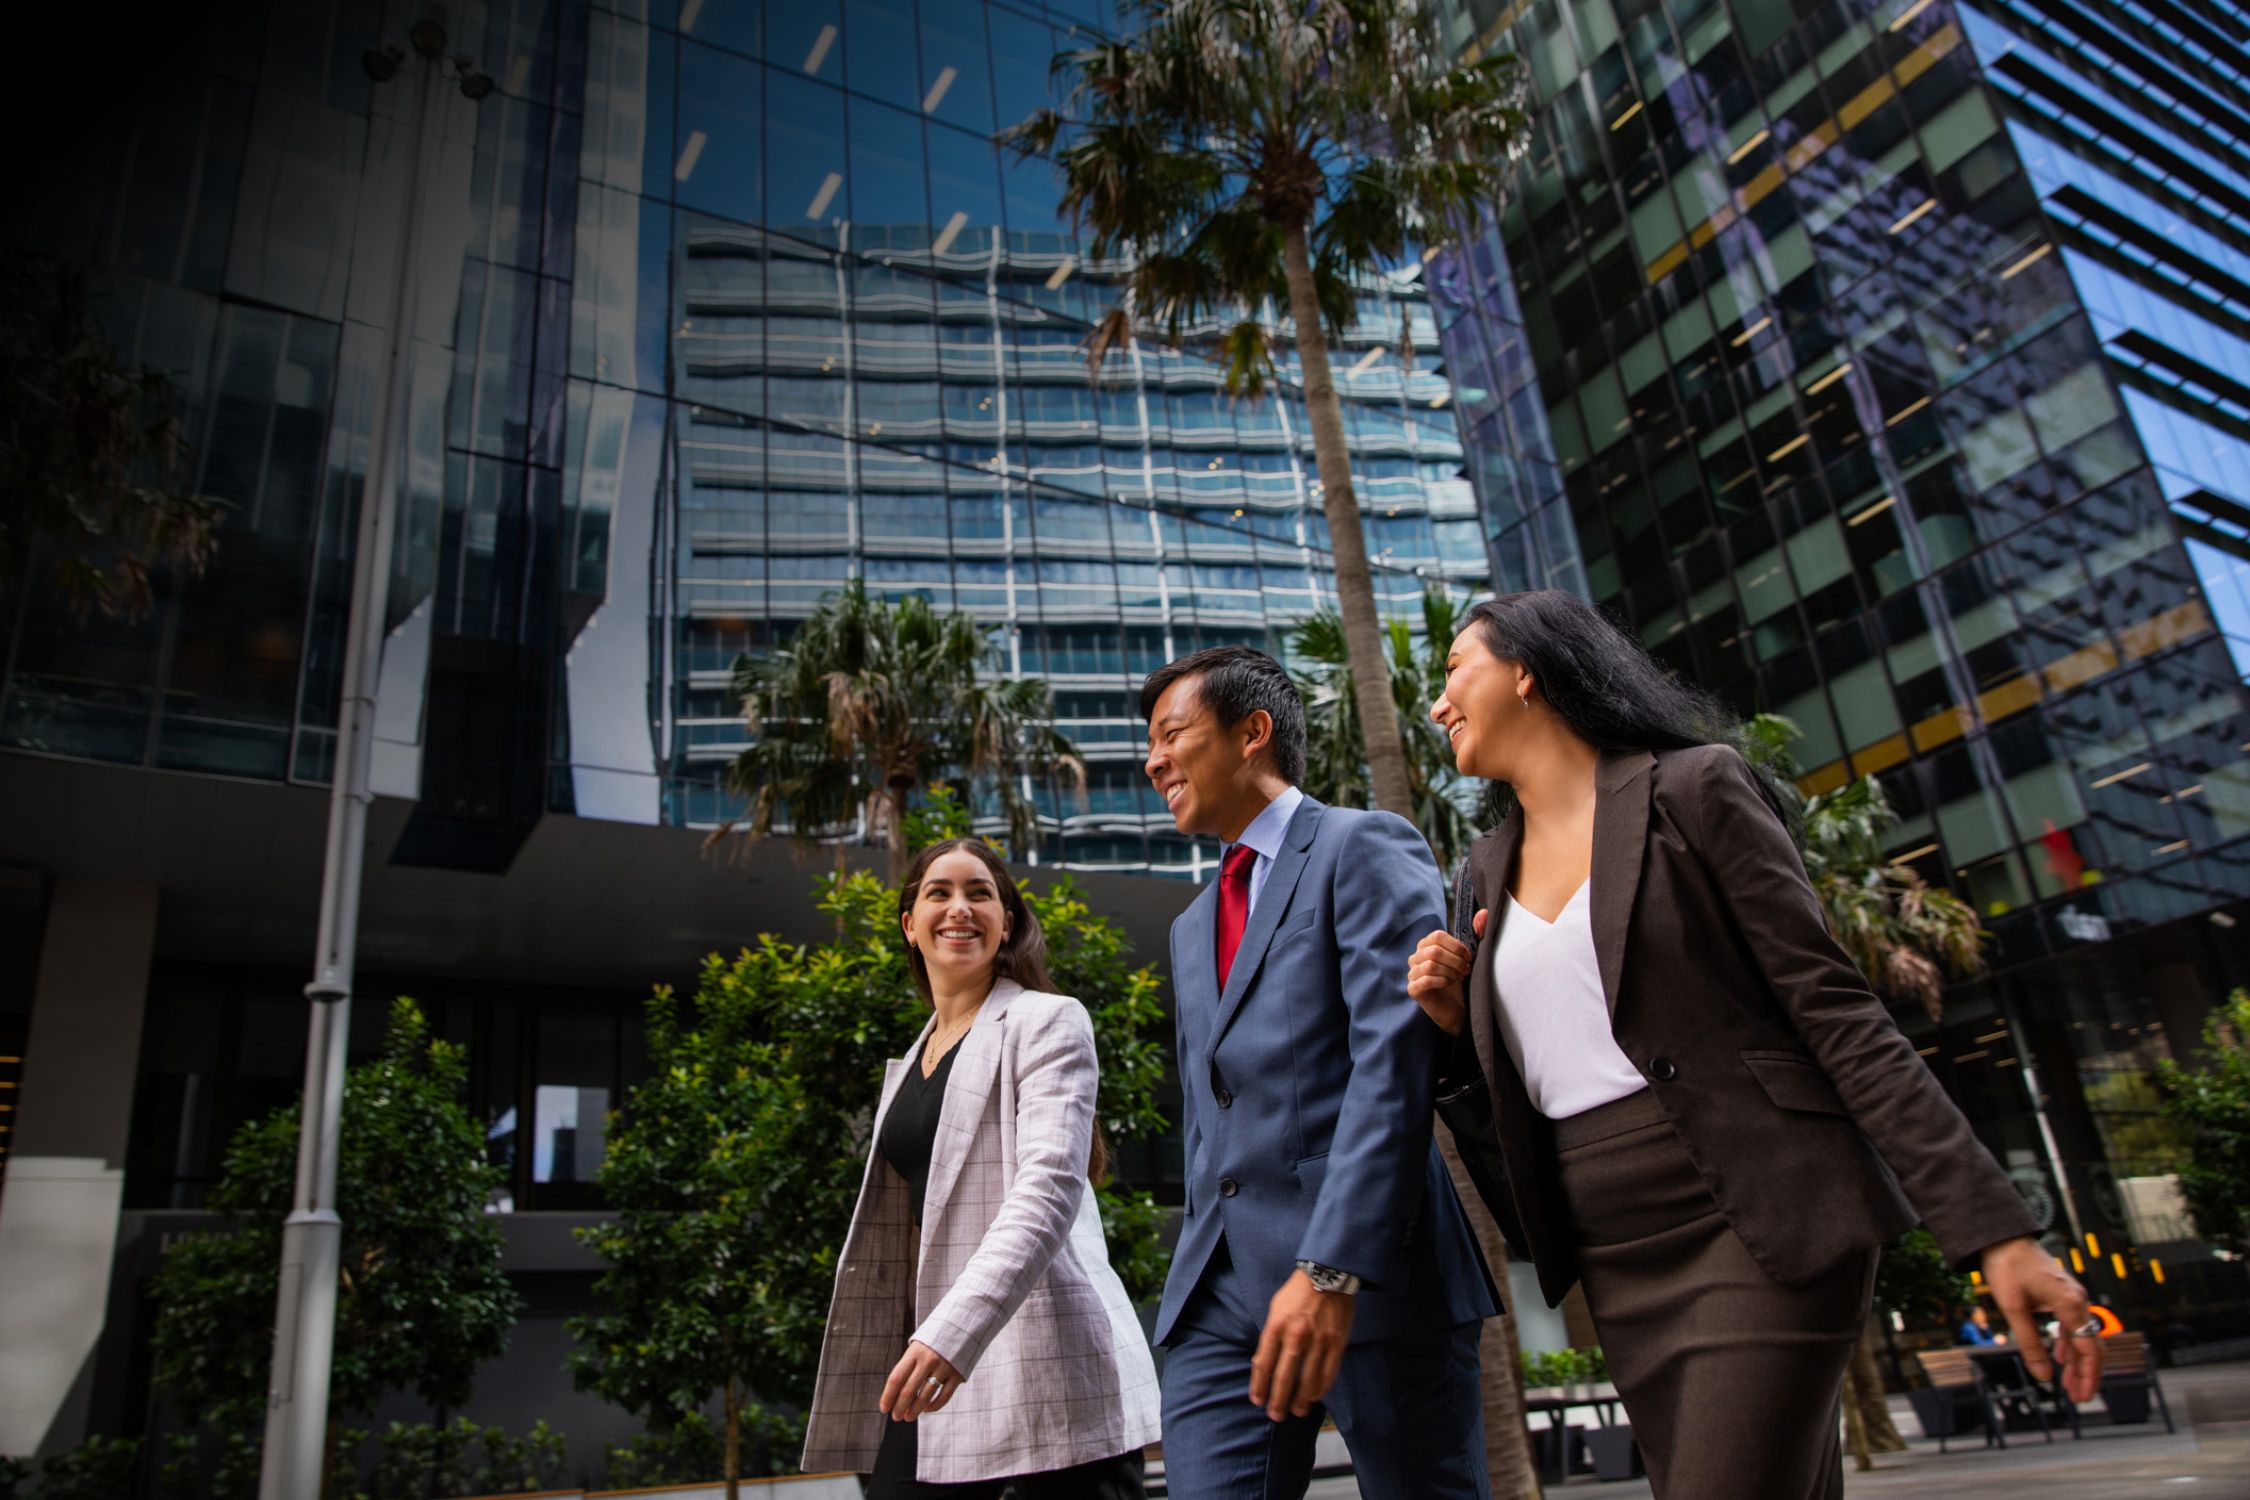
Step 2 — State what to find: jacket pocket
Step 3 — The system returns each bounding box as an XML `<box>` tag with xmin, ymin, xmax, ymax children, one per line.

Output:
<box><xmin>1294</xmin><ymin>1151</ymin><xmax>1330</xmax><ymax>1196</ymax></box>
<box><xmin>1741</xmin><ymin>1050</ymin><xmax>1849</xmax><ymax>1116</ymax></box>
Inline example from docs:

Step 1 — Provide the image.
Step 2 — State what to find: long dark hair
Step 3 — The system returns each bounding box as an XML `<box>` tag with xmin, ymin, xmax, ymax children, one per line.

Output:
<box><xmin>1464</xmin><ymin>590</ymin><xmax>1800</xmax><ymax>840</ymax></box>
<box><xmin>897</xmin><ymin>838</ymin><xmax>1107</xmax><ymax>1184</ymax></box>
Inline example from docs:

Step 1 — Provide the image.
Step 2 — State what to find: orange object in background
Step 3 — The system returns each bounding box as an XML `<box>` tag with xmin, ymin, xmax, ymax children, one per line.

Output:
<box><xmin>2086</xmin><ymin>1304</ymin><xmax>2124</xmax><ymax>1337</ymax></box>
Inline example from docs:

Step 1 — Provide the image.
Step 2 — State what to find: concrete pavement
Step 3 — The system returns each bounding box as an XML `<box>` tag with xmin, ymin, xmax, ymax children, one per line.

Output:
<box><xmin>1302</xmin><ymin>1359</ymin><xmax>2250</xmax><ymax>1499</ymax></box>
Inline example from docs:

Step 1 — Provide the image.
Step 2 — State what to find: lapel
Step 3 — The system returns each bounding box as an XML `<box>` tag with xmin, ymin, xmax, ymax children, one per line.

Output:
<box><xmin>1174</xmin><ymin>884</ymin><xmax>1218</xmax><ymax>1051</ymax></box>
<box><xmin>1467</xmin><ymin>810</ymin><xmax>1523</xmax><ymax>1099</ymax></box>
<box><xmin>870</xmin><ymin>1013</ymin><xmax>935</xmax><ymax>1142</ymax></box>
<box><xmin>1589</xmin><ymin>747</ymin><xmax>1655</xmax><ymax>1016</ymax></box>
<box><xmin>1208</xmin><ymin>795</ymin><xmax>1324</xmax><ymax>1052</ymax></box>
<box><xmin>917</xmin><ymin>977</ymin><xmax>1024</xmax><ymax>1242</ymax></box>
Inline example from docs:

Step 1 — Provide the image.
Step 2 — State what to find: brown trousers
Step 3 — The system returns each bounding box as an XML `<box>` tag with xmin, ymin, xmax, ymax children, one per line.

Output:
<box><xmin>1552</xmin><ymin>1090</ymin><xmax>1877</xmax><ymax>1500</ymax></box>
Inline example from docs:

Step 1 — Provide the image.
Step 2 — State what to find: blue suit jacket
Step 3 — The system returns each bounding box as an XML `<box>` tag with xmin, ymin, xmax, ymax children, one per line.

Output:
<box><xmin>1154</xmin><ymin>794</ymin><xmax>1497</xmax><ymax>1347</ymax></box>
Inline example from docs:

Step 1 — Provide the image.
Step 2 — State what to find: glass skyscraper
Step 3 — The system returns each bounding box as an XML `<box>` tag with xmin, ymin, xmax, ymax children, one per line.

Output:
<box><xmin>0</xmin><ymin>0</ymin><xmax>1487</xmax><ymax>1468</ymax></box>
<box><xmin>1</xmin><ymin>0</ymin><xmax>1481</xmax><ymax>881</ymax></box>
<box><xmin>1429</xmin><ymin>0</ymin><xmax>2250</xmax><ymax>1346</ymax></box>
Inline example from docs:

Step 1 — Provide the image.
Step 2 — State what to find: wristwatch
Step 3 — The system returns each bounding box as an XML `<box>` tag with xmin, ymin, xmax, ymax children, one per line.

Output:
<box><xmin>1296</xmin><ymin>1259</ymin><xmax>1363</xmax><ymax>1295</ymax></box>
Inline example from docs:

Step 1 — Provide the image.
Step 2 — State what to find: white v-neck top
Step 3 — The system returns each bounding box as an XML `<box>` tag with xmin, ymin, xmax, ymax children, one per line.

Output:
<box><xmin>1490</xmin><ymin>881</ymin><xmax>1650</xmax><ymax>1120</ymax></box>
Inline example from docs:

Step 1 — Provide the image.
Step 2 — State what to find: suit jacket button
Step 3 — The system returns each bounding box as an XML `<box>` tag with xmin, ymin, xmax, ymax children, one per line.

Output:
<box><xmin>1215</xmin><ymin>1087</ymin><xmax>1233</xmax><ymax>1108</ymax></box>
<box><xmin>1220</xmin><ymin>1177</ymin><xmax>1239</xmax><ymax>1197</ymax></box>
<box><xmin>1649</xmin><ymin>1056</ymin><xmax>1677</xmax><ymax>1082</ymax></box>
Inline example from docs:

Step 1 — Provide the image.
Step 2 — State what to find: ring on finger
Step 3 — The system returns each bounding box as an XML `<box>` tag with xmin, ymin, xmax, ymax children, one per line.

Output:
<box><xmin>2072</xmin><ymin>1316</ymin><xmax>2103</xmax><ymax>1338</ymax></box>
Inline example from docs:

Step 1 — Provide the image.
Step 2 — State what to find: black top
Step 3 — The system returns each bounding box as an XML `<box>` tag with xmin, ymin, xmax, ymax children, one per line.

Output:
<box><xmin>880</xmin><ymin>1040</ymin><xmax>961</xmax><ymax>1225</ymax></box>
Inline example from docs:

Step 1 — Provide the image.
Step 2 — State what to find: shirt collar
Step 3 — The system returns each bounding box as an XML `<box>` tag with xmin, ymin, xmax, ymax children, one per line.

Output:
<box><xmin>1232</xmin><ymin>784</ymin><xmax>1303</xmax><ymax>864</ymax></box>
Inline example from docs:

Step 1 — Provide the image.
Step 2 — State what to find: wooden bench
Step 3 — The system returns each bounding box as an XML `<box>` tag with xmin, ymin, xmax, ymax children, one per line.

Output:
<box><xmin>2099</xmin><ymin>1331</ymin><xmax>2176</xmax><ymax>1432</ymax></box>
<box><xmin>1912</xmin><ymin>1348</ymin><xmax>2005</xmax><ymax>1453</ymax></box>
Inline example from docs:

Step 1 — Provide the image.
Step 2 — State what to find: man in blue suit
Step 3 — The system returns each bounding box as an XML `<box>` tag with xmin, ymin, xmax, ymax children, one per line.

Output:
<box><xmin>1143</xmin><ymin>646</ymin><xmax>1495</xmax><ymax>1500</ymax></box>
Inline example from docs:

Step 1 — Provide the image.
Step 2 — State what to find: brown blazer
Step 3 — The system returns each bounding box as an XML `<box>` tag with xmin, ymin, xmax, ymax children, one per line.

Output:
<box><xmin>1439</xmin><ymin>743</ymin><xmax>2038</xmax><ymax>1308</ymax></box>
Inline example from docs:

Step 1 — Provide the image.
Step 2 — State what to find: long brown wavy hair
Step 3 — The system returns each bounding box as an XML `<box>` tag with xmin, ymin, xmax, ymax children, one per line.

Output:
<box><xmin>899</xmin><ymin>838</ymin><xmax>1108</xmax><ymax>1185</ymax></box>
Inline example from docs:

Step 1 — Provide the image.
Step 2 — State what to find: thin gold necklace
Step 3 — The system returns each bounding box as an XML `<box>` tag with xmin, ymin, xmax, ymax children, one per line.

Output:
<box><xmin>922</xmin><ymin>1005</ymin><xmax>980</xmax><ymax>1076</ymax></box>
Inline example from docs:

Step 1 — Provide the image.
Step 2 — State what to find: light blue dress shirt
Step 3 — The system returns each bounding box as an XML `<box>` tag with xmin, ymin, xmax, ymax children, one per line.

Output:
<box><xmin>1229</xmin><ymin>784</ymin><xmax>1304</xmax><ymax>919</ymax></box>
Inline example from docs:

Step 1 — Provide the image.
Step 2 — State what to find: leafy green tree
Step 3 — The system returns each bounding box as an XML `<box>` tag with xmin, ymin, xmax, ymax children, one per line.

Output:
<box><xmin>725</xmin><ymin>579</ymin><xmax>1083</xmax><ymax>883</ymax></box>
<box><xmin>1293</xmin><ymin>585</ymin><xmax>1479</xmax><ymax>871</ymax></box>
<box><xmin>1007</xmin><ymin>0</ymin><xmax>1529</xmax><ymax>822</ymax></box>
<box><xmin>2084</xmin><ymin>1069</ymin><xmax>2196</xmax><ymax>1174</ymax></box>
<box><xmin>0</xmin><ymin>257</ymin><xmax>223</xmax><ymax>619</ymax></box>
<box><xmin>600</xmin><ymin>1415</ymin><xmax>723</xmax><ymax>1490</ymax></box>
<box><xmin>571</xmin><ymin>868</ymin><xmax>1168</xmax><ymax>1494</ymax></box>
<box><xmin>0</xmin><ymin>1436</ymin><xmax>143</xmax><ymax>1500</ymax></box>
<box><xmin>2155</xmin><ymin>989</ymin><xmax>2250</xmax><ymax>1254</ymax></box>
<box><xmin>1874</xmin><ymin>1228</ymin><xmax>1975</xmax><ymax>1326</ymax></box>
<box><xmin>149</xmin><ymin>999</ymin><xmax>521</xmax><ymax>1500</ymax></box>
<box><xmin>368</xmin><ymin>1418</ymin><xmax>567</xmax><ymax>1500</ymax></box>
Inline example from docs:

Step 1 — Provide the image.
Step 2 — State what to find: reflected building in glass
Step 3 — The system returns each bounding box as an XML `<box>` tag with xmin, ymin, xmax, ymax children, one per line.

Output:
<box><xmin>1428</xmin><ymin>0</ymin><xmax>2250</xmax><ymax>1347</ymax></box>
<box><xmin>0</xmin><ymin>0</ymin><xmax>1490</xmax><ymax>1464</ymax></box>
<box><xmin>2</xmin><ymin>0</ymin><xmax>1481</xmax><ymax>879</ymax></box>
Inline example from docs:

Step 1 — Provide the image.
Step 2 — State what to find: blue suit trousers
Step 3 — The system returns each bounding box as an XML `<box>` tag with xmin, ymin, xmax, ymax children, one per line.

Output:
<box><xmin>1159</xmin><ymin>1240</ymin><xmax>1491</xmax><ymax>1500</ymax></box>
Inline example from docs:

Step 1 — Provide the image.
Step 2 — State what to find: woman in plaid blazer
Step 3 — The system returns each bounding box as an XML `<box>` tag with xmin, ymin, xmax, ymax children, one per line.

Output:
<box><xmin>802</xmin><ymin>838</ymin><xmax>1160</xmax><ymax>1498</ymax></box>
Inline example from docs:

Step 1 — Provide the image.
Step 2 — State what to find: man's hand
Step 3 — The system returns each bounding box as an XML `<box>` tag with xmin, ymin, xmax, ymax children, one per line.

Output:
<box><xmin>879</xmin><ymin>1340</ymin><xmax>964</xmax><ymax>1421</ymax></box>
<box><xmin>1406</xmin><ymin>911</ymin><xmax>1486</xmax><ymax>1037</ymax></box>
<box><xmin>1981</xmin><ymin>1236</ymin><xmax>2103</xmax><ymax>1403</ymax></box>
<box><xmin>1249</xmin><ymin>1270</ymin><xmax>1355</xmax><ymax>1422</ymax></box>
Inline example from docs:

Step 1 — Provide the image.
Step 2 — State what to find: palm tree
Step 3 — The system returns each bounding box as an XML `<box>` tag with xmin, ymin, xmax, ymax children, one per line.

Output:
<box><xmin>1007</xmin><ymin>0</ymin><xmax>1528</xmax><ymax>821</ymax></box>
<box><xmin>1749</xmin><ymin>714</ymin><xmax>1991</xmax><ymax>1467</ymax></box>
<box><xmin>1803</xmin><ymin>774</ymin><xmax>1988</xmax><ymax>1024</ymax></box>
<box><xmin>723</xmin><ymin>580</ymin><xmax>1084</xmax><ymax>884</ymax></box>
<box><xmin>1292</xmin><ymin>585</ymin><xmax>1479</xmax><ymax>871</ymax></box>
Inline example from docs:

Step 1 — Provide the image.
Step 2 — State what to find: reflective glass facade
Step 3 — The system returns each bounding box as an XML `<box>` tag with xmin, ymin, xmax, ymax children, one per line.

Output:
<box><xmin>0</xmin><ymin>0</ymin><xmax>1483</xmax><ymax>880</ymax></box>
<box><xmin>1429</xmin><ymin>0</ymin><xmax>2250</xmax><ymax>1343</ymax></box>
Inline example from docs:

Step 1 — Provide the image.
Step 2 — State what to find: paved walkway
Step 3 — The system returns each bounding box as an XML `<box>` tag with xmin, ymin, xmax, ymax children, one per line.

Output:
<box><xmin>1302</xmin><ymin>1359</ymin><xmax>2250</xmax><ymax>1499</ymax></box>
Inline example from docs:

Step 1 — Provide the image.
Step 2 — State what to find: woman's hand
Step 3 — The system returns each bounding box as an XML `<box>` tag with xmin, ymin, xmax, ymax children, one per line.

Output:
<box><xmin>1406</xmin><ymin>910</ymin><xmax>1486</xmax><ymax>1036</ymax></box>
<box><xmin>1981</xmin><ymin>1236</ymin><xmax>2104</xmax><ymax>1404</ymax></box>
<box><xmin>880</xmin><ymin>1340</ymin><xmax>965</xmax><ymax>1421</ymax></box>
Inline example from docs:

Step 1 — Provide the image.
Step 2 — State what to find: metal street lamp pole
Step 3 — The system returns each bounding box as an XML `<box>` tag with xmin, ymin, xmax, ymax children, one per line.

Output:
<box><xmin>258</xmin><ymin>17</ymin><xmax>489</xmax><ymax>1497</ymax></box>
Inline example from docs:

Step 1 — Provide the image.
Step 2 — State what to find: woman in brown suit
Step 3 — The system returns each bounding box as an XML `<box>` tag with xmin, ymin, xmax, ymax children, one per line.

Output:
<box><xmin>1407</xmin><ymin>590</ymin><xmax>2101</xmax><ymax>1498</ymax></box>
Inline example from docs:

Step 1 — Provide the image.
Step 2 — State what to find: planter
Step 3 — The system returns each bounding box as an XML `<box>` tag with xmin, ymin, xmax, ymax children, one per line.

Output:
<box><xmin>2100</xmin><ymin>1379</ymin><xmax>2152</xmax><ymax>1425</ymax></box>
<box><xmin>1532</xmin><ymin>1423</ymin><xmax>1588</xmax><ymax>1483</ymax></box>
<box><xmin>1907</xmin><ymin>1386</ymin><xmax>1968</xmax><ymax>1441</ymax></box>
<box><xmin>1585</xmin><ymin>1424</ymin><xmax>1643</xmax><ymax>1481</ymax></box>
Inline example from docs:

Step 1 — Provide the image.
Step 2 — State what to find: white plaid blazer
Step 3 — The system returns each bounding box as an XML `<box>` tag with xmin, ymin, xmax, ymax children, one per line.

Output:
<box><xmin>800</xmin><ymin>979</ymin><xmax>1161</xmax><ymax>1483</ymax></box>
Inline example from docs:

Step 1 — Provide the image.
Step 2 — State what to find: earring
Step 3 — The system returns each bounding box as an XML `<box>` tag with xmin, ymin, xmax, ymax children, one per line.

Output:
<box><xmin>1518</xmin><ymin>691</ymin><xmax>1529</xmax><ymax>709</ymax></box>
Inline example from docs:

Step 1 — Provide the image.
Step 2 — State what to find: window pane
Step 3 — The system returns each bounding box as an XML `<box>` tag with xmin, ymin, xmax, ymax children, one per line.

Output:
<box><xmin>916</xmin><ymin>2</ymin><xmax>993</xmax><ymax>134</ymax></box>
<box><xmin>769</xmin><ymin>72</ymin><xmax>849</xmax><ymax>238</ymax></box>
<box><xmin>987</xmin><ymin>9</ymin><xmax>1058</xmax><ymax>131</ymax></box>
<box><xmin>676</xmin><ymin>39</ymin><xmax>762</xmax><ymax>224</ymax></box>
<box><xmin>583</xmin><ymin>16</ymin><xmax>675</xmax><ymax>195</ymax></box>
<box><xmin>771</xmin><ymin>0</ymin><xmax>842</xmax><ymax>82</ymax></box>
<box><xmin>845</xmin><ymin>0</ymin><xmax>920</xmax><ymax>110</ymax></box>
<box><xmin>926</xmin><ymin>124</ymin><xmax>1002</xmax><ymax>262</ymax></box>
<box><xmin>678</xmin><ymin>0</ymin><xmax>759</xmax><ymax>58</ymax></box>
<box><xmin>849</xmin><ymin>97</ymin><xmax>928</xmax><ymax>244</ymax></box>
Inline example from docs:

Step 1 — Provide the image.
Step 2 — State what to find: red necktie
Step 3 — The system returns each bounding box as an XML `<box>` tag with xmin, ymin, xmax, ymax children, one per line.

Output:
<box><xmin>1215</xmin><ymin>843</ymin><xmax>1257</xmax><ymax>991</ymax></box>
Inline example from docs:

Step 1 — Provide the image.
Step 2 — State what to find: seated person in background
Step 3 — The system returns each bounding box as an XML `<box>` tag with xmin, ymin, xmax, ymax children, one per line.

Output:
<box><xmin>1955</xmin><ymin>1305</ymin><xmax>2002</xmax><ymax>1345</ymax></box>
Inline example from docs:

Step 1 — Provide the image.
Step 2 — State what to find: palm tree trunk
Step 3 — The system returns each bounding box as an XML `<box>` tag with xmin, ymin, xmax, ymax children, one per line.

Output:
<box><xmin>1851</xmin><ymin>1325</ymin><xmax>1907</xmax><ymax>1453</ymax></box>
<box><xmin>724</xmin><ymin>1374</ymin><xmax>742</xmax><ymax>1500</ymax></box>
<box><xmin>1841</xmin><ymin>1361</ymin><xmax>1871</xmax><ymax>1472</ymax></box>
<box><xmin>1437</xmin><ymin>1121</ymin><xmax>1543</xmax><ymax>1498</ymax></box>
<box><xmin>1279</xmin><ymin>220</ymin><xmax>1414</xmax><ymax>820</ymax></box>
<box><xmin>318</xmin><ymin>1409</ymin><xmax>339</xmax><ymax>1500</ymax></box>
<box><xmin>887</xmin><ymin>782</ymin><xmax>912</xmax><ymax>886</ymax></box>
